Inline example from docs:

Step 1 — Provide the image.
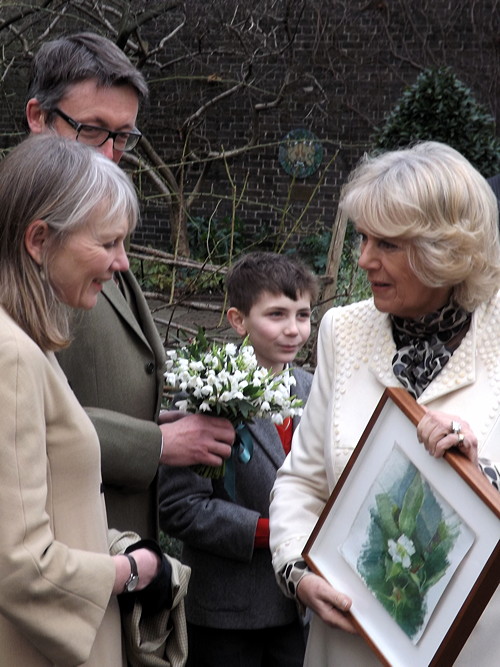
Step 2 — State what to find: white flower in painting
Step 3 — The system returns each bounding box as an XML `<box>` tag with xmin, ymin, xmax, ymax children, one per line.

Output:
<box><xmin>388</xmin><ymin>535</ymin><xmax>416</xmax><ymax>569</ymax></box>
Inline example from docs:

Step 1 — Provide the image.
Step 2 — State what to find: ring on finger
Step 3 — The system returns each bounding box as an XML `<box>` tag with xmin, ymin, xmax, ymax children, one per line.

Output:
<box><xmin>451</xmin><ymin>420</ymin><xmax>462</xmax><ymax>434</ymax></box>
<box><xmin>457</xmin><ymin>433</ymin><xmax>465</xmax><ymax>447</ymax></box>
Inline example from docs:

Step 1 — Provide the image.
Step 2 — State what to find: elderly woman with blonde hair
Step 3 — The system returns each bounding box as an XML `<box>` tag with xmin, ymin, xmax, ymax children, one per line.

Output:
<box><xmin>269</xmin><ymin>141</ymin><xmax>500</xmax><ymax>666</ymax></box>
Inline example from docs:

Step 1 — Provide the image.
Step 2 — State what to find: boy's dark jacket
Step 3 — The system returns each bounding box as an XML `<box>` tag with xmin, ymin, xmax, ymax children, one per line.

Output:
<box><xmin>158</xmin><ymin>367</ymin><xmax>312</xmax><ymax>629</ymax></box>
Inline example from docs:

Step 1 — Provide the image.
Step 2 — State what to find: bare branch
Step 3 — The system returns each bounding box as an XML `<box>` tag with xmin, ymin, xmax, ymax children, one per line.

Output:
<box><xmin>116</xmin><ymin>1</ymin><xmax>184</xmax><ymax>49</ymax></box>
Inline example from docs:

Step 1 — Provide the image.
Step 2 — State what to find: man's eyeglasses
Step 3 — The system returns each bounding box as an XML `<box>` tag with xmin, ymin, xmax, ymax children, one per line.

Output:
<box><xmin>53</xmin><ymin>108</ymin><xmax>142</xmax><ymax>151</ymax></box>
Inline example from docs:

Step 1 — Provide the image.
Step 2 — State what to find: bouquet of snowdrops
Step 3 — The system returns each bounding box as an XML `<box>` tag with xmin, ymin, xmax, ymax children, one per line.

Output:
<box><xmin>164</xmin><ymin>329</ymin><xmax>303</xmax><ymax>479</ymax></box>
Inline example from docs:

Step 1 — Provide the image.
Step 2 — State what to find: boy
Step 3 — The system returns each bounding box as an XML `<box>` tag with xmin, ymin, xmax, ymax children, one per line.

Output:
<box><xmin>159</xmin><ymin>251</ymin><xmax>318</xmax><ymax>667</ymax></box>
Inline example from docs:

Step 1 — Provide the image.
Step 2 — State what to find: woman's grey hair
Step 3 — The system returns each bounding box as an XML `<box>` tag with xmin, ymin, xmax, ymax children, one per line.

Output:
<box><xmin>26</xmin><ymin>32</ymin><xmax>148</xmax><ymax>116</ymax></box>
<box><xmin>339</xmin><ymin>141</ymin><xmax>500</xmax><ymax>311</ymax></box>
<box><xmin>0</xmin><ymin>134</ymin><xmax>139</xmax><ymax>351</ymax></box>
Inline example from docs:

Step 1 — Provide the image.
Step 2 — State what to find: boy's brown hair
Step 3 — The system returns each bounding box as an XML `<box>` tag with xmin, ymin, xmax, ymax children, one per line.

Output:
<box><xmin>226</xmin><ymin>251</ymin><xmax>319</xmax><ymax>315</ymax></box>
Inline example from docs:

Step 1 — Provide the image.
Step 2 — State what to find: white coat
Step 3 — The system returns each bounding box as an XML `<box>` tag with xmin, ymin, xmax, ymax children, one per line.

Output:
<box><xmin>270</xmin><ymin>295</ymin><xmax>500</xmax><ymax>666</ymax></box>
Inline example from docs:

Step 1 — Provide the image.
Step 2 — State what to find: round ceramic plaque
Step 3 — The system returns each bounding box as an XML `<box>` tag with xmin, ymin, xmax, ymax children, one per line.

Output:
<box><xmin>278</xmin><ymin>129</ymin><xmax>323</xmax><ymax>178</ymax></box>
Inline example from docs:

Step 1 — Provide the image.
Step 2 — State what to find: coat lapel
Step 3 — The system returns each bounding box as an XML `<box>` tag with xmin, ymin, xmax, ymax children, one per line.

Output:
<box><xmin>101</xmin><ymin>273</ymin><xmax>153</xmax><ymax>351</ymax></box>
<box><xmin>246</xmin><ymin>417</ymin><xmax>284</xmax><ymax>469</ymax></box>
<box><xmin>245</xmin><ymin>367</ymin><xmax>312</xmax><ymax>470</ymax></box>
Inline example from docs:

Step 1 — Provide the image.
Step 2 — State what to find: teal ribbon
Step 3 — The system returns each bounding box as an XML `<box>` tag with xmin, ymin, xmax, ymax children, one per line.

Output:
<box><xmin>224</xmin><ymin>422</ymin><xmax>254</xmax><ymax>500</ymax></box>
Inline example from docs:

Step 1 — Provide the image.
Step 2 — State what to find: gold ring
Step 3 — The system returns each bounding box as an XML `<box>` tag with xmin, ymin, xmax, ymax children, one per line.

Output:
<box><xmin>451</xmin><ymin>420</ymin><xmax>462</xmax><ymax>434</ymax></box>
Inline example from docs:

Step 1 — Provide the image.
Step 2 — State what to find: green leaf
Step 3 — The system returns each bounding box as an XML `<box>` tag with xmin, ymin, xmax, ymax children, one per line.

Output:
<box><xmin>398</xmin><ymin>472</ymin><xmax>424</xmax><ymax>537</ymax></box>
<box><xmin>375</xmin><ymin>493</ymin><xmax>400</xmax><ymax>540</ymax></box>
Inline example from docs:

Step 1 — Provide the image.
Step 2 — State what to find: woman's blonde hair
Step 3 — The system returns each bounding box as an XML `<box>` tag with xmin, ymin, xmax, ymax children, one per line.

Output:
<box><xmin>0</xmin><ymin>134</ymin><xmax>139</xmax><ymax>351</ymax></box>
<box><xmin>339</xmin><ymin>141</ymin><xmax>500</xmax><ymax>311</ymax></box>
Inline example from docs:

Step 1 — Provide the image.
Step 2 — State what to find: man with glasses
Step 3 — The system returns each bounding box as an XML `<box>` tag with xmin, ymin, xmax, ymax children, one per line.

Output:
<box><xmin>25</xmin><ymin>33</ymin><xmax>234</xmax><ymax>540</ymax></box>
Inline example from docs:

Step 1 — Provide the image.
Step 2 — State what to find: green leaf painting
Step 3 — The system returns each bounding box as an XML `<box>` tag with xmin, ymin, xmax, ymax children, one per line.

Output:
<box><xmin>340</xmin><ymin>445</ymin><xmax>474</xmax><ymax>644</ymax></box>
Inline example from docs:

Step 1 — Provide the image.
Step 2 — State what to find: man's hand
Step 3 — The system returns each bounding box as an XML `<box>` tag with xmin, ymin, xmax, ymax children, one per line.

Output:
<box><xmin>159</xmin><ymin>412</ymin><xmax>234</xmax><ymax>467</ymax></box>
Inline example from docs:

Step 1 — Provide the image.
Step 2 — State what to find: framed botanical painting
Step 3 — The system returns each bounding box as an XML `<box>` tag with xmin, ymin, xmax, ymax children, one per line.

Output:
<box><xmin>303</xmin><ymin>387</ymin><xmax>500</xmax><ymax>666</ymax></box>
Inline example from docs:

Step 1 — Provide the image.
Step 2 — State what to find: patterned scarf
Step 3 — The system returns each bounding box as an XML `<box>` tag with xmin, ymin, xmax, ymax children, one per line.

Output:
<box><xmin>391</xmin><ymin>301</ymin><xmax>471</xmax><ymax>398</ymax></box>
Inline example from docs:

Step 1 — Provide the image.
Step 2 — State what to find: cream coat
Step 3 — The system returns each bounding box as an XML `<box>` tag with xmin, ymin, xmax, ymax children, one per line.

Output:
<box><xmin>270</xmin><ymin>295</ymin><xmax>500</xmax><ymax>666</ymax></box>
<box><xmin>0</xmin><ymin>308</ymin><xmax>123</xmax><ymax>666</ymax></box>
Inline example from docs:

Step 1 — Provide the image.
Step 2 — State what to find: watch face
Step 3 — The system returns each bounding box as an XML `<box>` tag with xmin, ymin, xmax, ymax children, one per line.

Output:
<box><xmin>124</xmin><ymin>554</ymin><xmax>139</xmax><ymax>593</ymax></box>
<box><xmin>126</xmin><ymin>575</ymin><xmax>139</xmax><ymax>592</ymax></box>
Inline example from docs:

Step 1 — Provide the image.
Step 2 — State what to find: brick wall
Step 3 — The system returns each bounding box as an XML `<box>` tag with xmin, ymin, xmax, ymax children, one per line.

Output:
<box><xmin>1</xmin><ymin>0</ymin><xmax>498</xmax><ymax>253</ymax></box>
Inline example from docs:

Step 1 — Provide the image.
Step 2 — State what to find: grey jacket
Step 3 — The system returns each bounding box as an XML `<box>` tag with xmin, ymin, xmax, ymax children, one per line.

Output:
<box><xmin>158</xmin><ymin>367</ymin><xmax>312</xmax><ymax>630</ymax></box>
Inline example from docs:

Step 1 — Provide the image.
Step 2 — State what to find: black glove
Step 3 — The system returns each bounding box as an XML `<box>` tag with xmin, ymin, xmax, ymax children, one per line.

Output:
<box><xmin>121</xmin><ymin>538</ymin><xmax>173</xmax><ymax>617</ymax></box>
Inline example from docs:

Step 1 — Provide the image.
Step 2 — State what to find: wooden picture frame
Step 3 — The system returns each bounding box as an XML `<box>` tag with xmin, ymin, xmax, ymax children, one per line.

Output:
<box><xmin>303</xmin><ymin>387</ymin><xmax>500</xmax><ymax>666</ymax></box>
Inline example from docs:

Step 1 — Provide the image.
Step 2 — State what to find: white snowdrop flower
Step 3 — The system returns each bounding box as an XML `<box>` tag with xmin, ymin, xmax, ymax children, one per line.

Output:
<box><xmin>225</xmin><ymin>343</ymin><xmax>237</xmax><ymax>356</ymax></box>
<box><xmin>201</xmin><ymin>385</ymin><xmax>213</xmax><ymax>396</ymax></box>
<box><xmin>199</xmin><ymin>401</ymin><xmax>212</xmax><ymax>412</ymax></box>
<box><xmin>164</xmin><ymin>372</ymin><xmax>178</xmax><ymax>386</ymax></box>
<box><xmin>271</xmin><ymin>413</ymin><xmax>284</xmax><ymax>424</ymax></box>
<box><xmin>189</xmin><ymin>360</ymin><xmax>205</xmax><ymax>372</ymax></box>
<box><xmin>174</xmin><ymin>399</ymin><xmax>189</xmax><ymax>412</ymax></box>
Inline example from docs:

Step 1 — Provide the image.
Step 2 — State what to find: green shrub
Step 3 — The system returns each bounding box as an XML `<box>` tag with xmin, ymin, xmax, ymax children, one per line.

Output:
<box><xmin>335</xmin><ymin>224</ymin><xmax>371</xmax><ymax>305</ymax></box>
<box><xmin>285</xmin><ymin>230</ymin><xmax>332</xmax><ymax>274</ymax></box>
<box><xmin>130</xmin><ymin>257</ymin><xmax>173</xmax><ymax>292</ymax></box>
<box><xmin>372</xmin><ymin>67</ymin><xmax>500</xmax><ymax>177</ymax></box>
<box><xmin>188</xmin><ymin>215</ymin><xmax>250</xmax><ymax>264</ymax></box>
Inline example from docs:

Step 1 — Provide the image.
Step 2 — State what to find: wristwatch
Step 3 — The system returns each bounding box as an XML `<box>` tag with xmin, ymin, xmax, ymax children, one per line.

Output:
<box><xmin>123</xmin><ymin>553</ymin><xmax>139</xmax><ymax>593</ymax></box>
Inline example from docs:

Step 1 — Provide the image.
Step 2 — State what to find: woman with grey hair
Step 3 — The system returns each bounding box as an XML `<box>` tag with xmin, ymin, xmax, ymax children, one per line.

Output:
<box><xmin>269</xmin><ymin>141</ymin><xmax>500</xmax><ymax>666</ymax></box>
<box><xmin>0</xmin><ymin>134</ymin><xmax>162</xmax><ymax>666</ymax></box>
